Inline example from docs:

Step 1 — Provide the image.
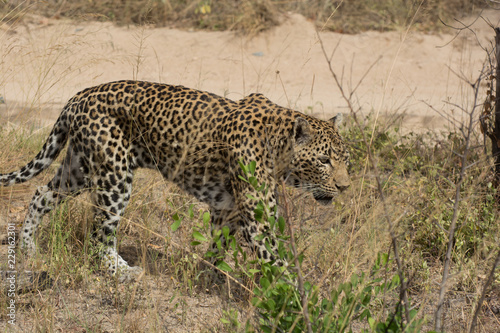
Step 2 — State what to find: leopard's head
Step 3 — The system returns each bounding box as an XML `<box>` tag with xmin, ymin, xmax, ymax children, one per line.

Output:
<box><xmin>287</xmin><ymin>113</ymin><xmax>350</xmax><ymax>205</ymax></box>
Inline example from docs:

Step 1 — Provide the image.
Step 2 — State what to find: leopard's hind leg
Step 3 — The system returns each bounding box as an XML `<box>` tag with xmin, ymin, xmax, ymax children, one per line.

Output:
<box><xmin>21</xmin><ymin>144</ymin><xmax>89</xmax><ymax>254</ymax></box>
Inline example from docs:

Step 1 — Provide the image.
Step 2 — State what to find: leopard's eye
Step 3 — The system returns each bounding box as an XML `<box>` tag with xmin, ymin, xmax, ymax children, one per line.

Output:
<box><xmin>318</xmin><ymin>156</ymin><xmax>331</xmax><ymax>165</ymax></box>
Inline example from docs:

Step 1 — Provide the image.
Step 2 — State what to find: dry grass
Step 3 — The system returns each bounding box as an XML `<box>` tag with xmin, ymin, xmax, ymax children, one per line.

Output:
<box><xmin>1</xmin><ymin>106</ymin><xmax>500</xmax><ymax>331</ymax></box>
<box><xmin>0</xmin><ymin>0</ymin><xmax>485</xmax><ymax>34</ymax></box>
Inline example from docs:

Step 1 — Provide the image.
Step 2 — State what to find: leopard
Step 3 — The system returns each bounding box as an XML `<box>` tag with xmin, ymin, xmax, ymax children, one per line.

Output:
<box><xmin>0</xmin><ymin>80</ymin><xmax>350</xmax><ymax>282</ymax></box>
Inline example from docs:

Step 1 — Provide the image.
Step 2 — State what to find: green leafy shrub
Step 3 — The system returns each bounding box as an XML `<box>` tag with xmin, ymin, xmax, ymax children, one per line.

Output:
<box><xmin>171</xmin><ymin>159</ymin><xmax>424</xmax><ymax>332</ymax></box>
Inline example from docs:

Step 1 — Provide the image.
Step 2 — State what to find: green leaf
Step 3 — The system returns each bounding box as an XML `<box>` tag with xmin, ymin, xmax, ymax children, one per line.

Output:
<box><xmin>351</xmin><ymin>273</ymin><xmax>359</xmax><ymax>286</ymax></box>
<box><xmin>217</xmin><ymin>260</ymin><xmax>233</xmax><ymax>272</ymax></box>
<box><xmin>212</xmin><ymin>229</ymin><xmax>221</xmax><ymax>239</ymax></box>
<box><xmin>343</xmin><ymin>282</ymin><xmax>352</xmax><ymax>294</ymax></box>
<box><xmin>409</xmin><ymin>308</ymin><xmax>418</xmax><ymax>319</ymax></box>
<box><xmin>256</xmin><ymin>182</ymin><xmax>266</xmax><ymax>192</ymax></box>
<box><xmin>260</xmin><ymin>277</ymin><xmax>271</xmax><ymax>289</ymax></box>
<box><xmin>205</xmin><ymin>251</ymin><xmax>217</xmax><ymax>258</ymax></box>
<box><xmin>192</xmin><ymin>231</ymin><xmax>208</xmax><ymax>242</ymax></box>
<box><xmin>368</xmin><ymin>317</ymin><xmax>376</xmax><ymax>329</ymax></box>
<box><xmin>267</xmin><ymin>298</ymin><xmax>276</xmax><ymax>311</ymax></box>
<box><xmin>249</xmin><ymin>177</ymin><xmax>258</xmax><ymax>189</ymax></box>
<box><xmin>268</xmin><ymin>216</ymin><xmax>275</xmax><ymax>229</ymax></box>
<box><xmin>254</xmin><ymin>208</ymin><xmax>264</xmax><ymax>221</ymax></box>
<box><xmin>248</xmin><ymin>160</ymin><xmax>256</xmax><ymax>175</ymax></box>
<box><xmin>238</xmin><ymin>175</ymin><xmax>249</xmax><ymax>183</ymax></box>
<box><xmin>254</xmin><ymin>233</ymin><xmax>265</xmax><ymax>241</ymax></box>
<box><xmin>278</xmin><ymin>242</ymin><xmax>285</xmax><ymax>259</ymax></box>
<box><xmin>264</xmin><ymin>241</ymin><xmax>273</xmax><ymax>254</ymax></box>
<box><xmin>172</xmin><ymin>213</ymin><xmax>181</xmax><ymax>222</ymax></box>
<box><xmin>246</xmin><ymin>193</ymin><xmax>258</xmax><ymax>201</ymax></box>
<box><xmin>359</xmin><ymin>308</ymin><xmax>371</xmax><ymax>320</ymax></box>
<box><xmin>171</xmin><ymin>219</ymin><xmax>181</xmax><ymax>232</ymax></box>
<box><xmin>222</xmin><ymin>226</ymin><xmax>230</xmax><ymax>239</ymax></box>
<box><xmin>278</xmin><ymin>216</ymin><xmax>286</xmax><ymax>234</ymax></box>
<box><xmin>188</xmin><ymin>204</ymin><xmax>195</xmax><ymax>219</ymax></box>
<box><xmin>238</xmin><ymin>159</ymin><xmax>247</xmax><ymax>174</ymax></box>
<box><xmin>391</xmin><ymin>274</ymin><xmax>400</xmax><ymax>287</ymax></box>
<box><xmin>203</xmin><ymin>211</ymin><xmax>211</xmax><ymax>224</ymax></box>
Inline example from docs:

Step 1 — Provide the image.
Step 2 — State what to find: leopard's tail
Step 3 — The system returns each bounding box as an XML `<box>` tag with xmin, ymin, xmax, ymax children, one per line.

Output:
<box><xmin>0</xmin><ymin>101</ymin><xmax>73</xmax><ymax>187</ymax></box>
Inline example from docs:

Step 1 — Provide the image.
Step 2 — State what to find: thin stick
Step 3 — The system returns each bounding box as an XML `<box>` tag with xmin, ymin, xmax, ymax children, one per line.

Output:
<box><xmin>493</xmin><ymin>28</ymin><xmax>500</xmax><ymax>187</ymax></box>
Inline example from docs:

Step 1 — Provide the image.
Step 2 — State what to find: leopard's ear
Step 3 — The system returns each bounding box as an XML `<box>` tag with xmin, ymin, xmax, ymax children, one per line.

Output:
<box><xmin>329</xmin><ymin>113</ymin><xmax>343</xmax><ymax>126</ymax></box>
<box><xmin>294</xmin><ymin>117</ymin><xmax>312</xmax><ymax>146</ymax></box>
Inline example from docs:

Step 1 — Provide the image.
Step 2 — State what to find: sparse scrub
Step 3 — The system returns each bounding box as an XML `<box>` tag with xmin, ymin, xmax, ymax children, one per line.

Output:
<box><xmin>0</xmin><ymin>0</ymin><xmax>484</xmax><ymax>34</ymax></box>
<box><xmin>1</xmin><ymin>96</ymin><xmax>500</xmax><ymax>331</ymax></box>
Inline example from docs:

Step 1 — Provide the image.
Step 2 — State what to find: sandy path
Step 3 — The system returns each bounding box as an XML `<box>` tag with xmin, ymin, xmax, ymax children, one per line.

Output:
<box><xmin>0</xmin><ymin>11</ymin><xmax>498</xmax><ymax>131</ymax></box>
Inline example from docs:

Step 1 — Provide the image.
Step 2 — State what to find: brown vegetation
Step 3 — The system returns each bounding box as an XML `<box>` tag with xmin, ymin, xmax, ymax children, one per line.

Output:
<box><xmin>1</xmin><ymin>0</ymin><xmax>485</xmax><ymax>34</ymax></box>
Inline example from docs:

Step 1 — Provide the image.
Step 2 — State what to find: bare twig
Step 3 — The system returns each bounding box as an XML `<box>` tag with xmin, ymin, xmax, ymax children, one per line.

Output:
<box><xmin>437</xmin><ymin>13</ymin><xmax>485</xmax><ymax>50</ymax></box>
<box><xmin>493</xmin><ymin>28</ymin><xmax>500</xmax><ymax>187</ymax></box>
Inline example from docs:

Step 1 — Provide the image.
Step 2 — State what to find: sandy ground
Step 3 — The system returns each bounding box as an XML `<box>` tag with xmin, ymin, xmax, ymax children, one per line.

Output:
<box><xmin>0</xmin><ymin>10</ymin><xmax>499</xmax><ymax>131</ymax></box>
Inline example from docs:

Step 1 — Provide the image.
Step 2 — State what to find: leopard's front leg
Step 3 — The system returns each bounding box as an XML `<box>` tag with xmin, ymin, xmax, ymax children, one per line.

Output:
<box><xmin>230</xmin><ymin>161</ymin><xmax>284</xmax><ymax>266</ymax></box>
